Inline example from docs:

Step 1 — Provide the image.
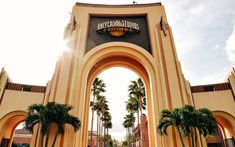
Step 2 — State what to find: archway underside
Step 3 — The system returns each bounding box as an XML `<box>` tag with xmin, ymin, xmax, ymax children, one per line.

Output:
<box><xmin>213</xmin><ymin>111</ymin><xmax>235</xmax><ymax>138</ymax></box>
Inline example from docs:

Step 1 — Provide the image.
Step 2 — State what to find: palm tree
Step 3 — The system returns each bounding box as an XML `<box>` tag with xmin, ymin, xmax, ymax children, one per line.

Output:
<box><xmin>123</xmin><ymin>116</ymin><xmax>130</xmax><ymax>137</ymax></box>
<box><xmin>25</xmin><ymin>104</ymin><xmax>47</xmax><ymax>147</ymax></box>
<box><xmin>104</xmin><ymin>120</ymin><xmax>112</xmax><ymax>135</ymax></box>
<box><xmin>128</xmin><ymin>78</ymin><xmax>146</xmax><ymax>147</ymax></box>
<box><xmin>102</xmin><ymin>111</ymin><xmax>112</xmax><ymax>135</ymax></box>
<box><xmin>157</xmin><ymin>108</ymin><xmax>185</xmax><ymax>147</ymax></box>
<box><xmin>90</xmin><ymin>77</ymin><xmax>106</xmax><ymax>147</ymax></box>
<box><xmin>125</xmin><ymin>114</ymin><xmax>135</xmax><ymax>134</ymax></box>
<box><xmin>128</xmin><ymin>78</ymin><xmax>146</xmax><ymax>116</ymax></box>
<box><xmin>25</xmin><ymin>102</ymin><xmax>81</xmax><ymax>147</ymax></box>
<box><xmin>123</xmin><ymin>113</ymin><xmax>135</xmax><ymax>146</ymax></box>
<box><xmin>122</xmin><ymin>140</ymin><xmax>128</xmax><ymax>147</ymax></box>
<box><xmin>126</xmin><ymin>97</ymin><xmax>138</xmax><ymax>122</ymax></box>
<box><xmin>101</xmin><ymin>110</ymin><xmax>112</xmax><ymax>147</ymax></box>
<box><xmin>126</xmin><ymin>97</ymin><xmax>138</xmax><ymax>147</ymax></box>
<box><xmin>94</xmin><ymin>95</ymin><xmax>109</xmax><ymax>146</ymax></box>
<box><xmin>103</xmin><ymin>134</ymin><xmax>113</xmax><ymax>147</ymax></box>
<box><xmin>196</xmin><ymin>108</ymin><xmax>217</xmax><ymax>136</ymax></box>
<box><xmin>45</xmin><ymin>102</ymin><xmax>81</xmax><ymax>147</ymax></box>
<box><xmin>127</xmin><ymin>113</ymin><xmax>135</xmax><ymax>146</ymax></box>
<box><xmin>157</xmin><ymin>105</ymin><xmax>217</xmax><ymax>147</ymax></box>
<box><xmin>180</xmin><ymin>105</ymin><xmax>217</xmax><ymax>147</ymax></box>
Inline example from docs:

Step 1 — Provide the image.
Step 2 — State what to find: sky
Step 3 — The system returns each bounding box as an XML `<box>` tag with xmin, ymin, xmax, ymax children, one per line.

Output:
<box><xmin>1</xmin><ymin>0</ymin><xmax>235</xmax><ymax>141</ymax></box>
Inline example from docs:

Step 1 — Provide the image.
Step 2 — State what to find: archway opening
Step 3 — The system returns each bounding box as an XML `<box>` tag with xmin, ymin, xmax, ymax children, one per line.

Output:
<box><xmin>0</xmin><ymin>111</ymin><xmax>27</xmax><ymax>147</ymax></box>
<box><xmin>214</xmin><ymin>114</ymin><xmax>235</xmax><ymax>147</ymax></box>
<box><xmin>206</xmin><ymin>111</ymin><xmax>235</xmax><ymax>147</ymax></box>
<box><xmin>87</xmin><ymin>67</ymin><xmax>149</xmax><ymax>146</ymax></box>
<box><xmin>82</xmin><ymin>50</ymin><xmax>155</xmax><ymax>147</ymax></box>
<box><xmin>12</xmin><ymin>122</ymin><xmax>32</xmax><ymax>147</ymax></box>
<box><xmin>206</xmin><ymin>124</ymin><xmax>226</xmax><ymax>147</ymax></box>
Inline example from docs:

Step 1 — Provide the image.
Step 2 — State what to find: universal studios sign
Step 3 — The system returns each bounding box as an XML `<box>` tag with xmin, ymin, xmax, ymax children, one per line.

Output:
<box><xmin>97</xmin><ymin>20</ymin><xmax>140</xmax><ymax>37</ymax></box>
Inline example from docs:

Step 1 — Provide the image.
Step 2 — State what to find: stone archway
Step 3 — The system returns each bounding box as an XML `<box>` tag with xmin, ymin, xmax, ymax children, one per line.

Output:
<box><xmin>0</xmin><ymin>111</ymin><xmax>27</xmax><ymax>147</ymax></box>
<box><xmin>75</xmin><ymin>42</ymin><xmax>161</xmax><ymax>147</ymax></box>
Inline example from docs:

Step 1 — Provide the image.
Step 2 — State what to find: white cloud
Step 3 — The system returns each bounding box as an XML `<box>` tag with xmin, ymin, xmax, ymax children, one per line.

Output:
<box><xmin>225</xmin><ymin>20</ymin><xmax>235</xmax><ymax>64</ymax></box>
<box><xmin>197</xmin><ymin>68</ymin><xmax>230</xmax><ymax>85</ymax></box>
<box><xmin>189</xmin><ymin>4</ymin><xmax>205</xmax><ymax>15</ymax></box>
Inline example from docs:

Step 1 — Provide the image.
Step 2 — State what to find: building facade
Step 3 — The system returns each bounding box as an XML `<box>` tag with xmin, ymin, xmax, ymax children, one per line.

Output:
<box><xmin>134</xmin><ymin>115</ymin><xmax>149</xmax><ymax>147</ymax></box>
<box><xmin>0</xmin><ymin>3</ymin><xmax>234</xmax><ymax>147</ymax></box>
<box><xmin>13</xmin><ymin>127</ymin><xmax>32</xmax><ymax>146</ymax></box>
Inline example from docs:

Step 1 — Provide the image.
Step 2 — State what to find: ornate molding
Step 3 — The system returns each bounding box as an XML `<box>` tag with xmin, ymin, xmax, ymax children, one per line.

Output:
<box><xmin>75</xmin><ymin>2</ymin><xmax>162</xmax><ymax>8</ymax></box>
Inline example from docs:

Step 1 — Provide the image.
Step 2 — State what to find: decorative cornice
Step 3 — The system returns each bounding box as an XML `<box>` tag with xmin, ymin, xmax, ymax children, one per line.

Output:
<box><xmin>75</xmin><ymin>2</ymin><xmax>162</xmax><ymax>8</ymax></box>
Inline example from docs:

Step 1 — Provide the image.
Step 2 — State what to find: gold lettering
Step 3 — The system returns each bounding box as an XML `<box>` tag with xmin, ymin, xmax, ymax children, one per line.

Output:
<box><xmin>97</xmin><ymin>20</ymin><xmax>140</xmax><ymax>33</ymax></box>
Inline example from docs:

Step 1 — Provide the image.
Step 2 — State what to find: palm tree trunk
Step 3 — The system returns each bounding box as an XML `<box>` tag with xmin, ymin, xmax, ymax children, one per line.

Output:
<box><xmin>45</xmin><ymin>132</ymin><xmax>49</xmax><ymax>147</ymax></box>
<box><xmin>41</xmin><ymin>134</ymin><xmax>44</xmax><ymax>147</ymax></box>
<box><xmin>132</xmin><ymin>123</ymin><xmax>135</xmax><ymax>147</ymax></box>
<box><xmin>103</xmin><ymin>126</ymin><xmax>105</xmax><ymax>136</ymax></box>
<box><xmin>126</xmin><ymin>128</ymin><xmax>128</xmax><ymax>137</ymax></box>
<box><xmin>91</xmin><ymin>94</ymin><xmax>96</xmax><ymax>147</ymax></box>
<box><xmin>127</xmin><ymin>127</ymin><xmax>130</xmax><ymax>147</ymax></box>
<box><xmin>99</xmin><ymin>117</ymin><xmax>101</xmax><ymax>147</ymax></box>
<box><xmin>137</xmin><ymin>110</ymin><xmax>141</xmax><ymax>147</ymax></box>
<box><xmin>176</xmin><ymin>126</ymin><xmax>185</xmax><ymax>147</ymax></box>
<box><xmin>138</xmin><ymin>97</ymin><xmax>143</xmax><ymax>147</ymax></box>
<box><xmin>34</xmin><ymin>125</ymin><xmax>40</xmax><ymax>147</ymax></box>
<box><xmin>191</xmin><ymin>128</ymin><xmax>195</xmax><ymax>147</ymax></box>
<box><xmin>52</xmin><ymin>130</ymin><xmax>58</xmax><ymax>147</ymax></box>
<box><xmin>194</xmin><ymin>127</ymin><xmax>197</xmax><ymax>147</ymax></box>
<box><xmin>137</xmin><ymin>111</ymin><xmax>139</xmax><ymax>129</ymax></box>
<box><xmin>103</xmin><ymin>126</ymin><xmax>105</xmax><ymax>147</ymax></box>
<box><xmin>97</xmin><ymin>114</ymin><xmax>100</xmax><ymax>147</ymax></box>
<box><xmin>139</xmin><ymin>97</ymin><xmax>143</xmax><ymax>116</ymax></box>
<box><xmin>129</xmin><ymin>127</ymin><xmax>131</xmax><ymax>147</ymax></box>
<box><xmin>102</xmin><ymin>125</ymin><xmax>103</xmax><ymax>147</ymax></box>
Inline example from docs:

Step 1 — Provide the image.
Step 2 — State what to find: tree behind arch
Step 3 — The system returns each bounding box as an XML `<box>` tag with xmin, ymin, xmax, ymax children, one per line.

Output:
<box><xmin>90</xmin><ymin>77</ymin><xmax>106</xmax><ymax>147</ymax></box>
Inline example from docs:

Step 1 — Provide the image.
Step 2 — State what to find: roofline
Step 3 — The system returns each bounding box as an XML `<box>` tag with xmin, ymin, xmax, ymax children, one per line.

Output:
<box><xmin>190</xmin><ymin>82</ymin><xmax>231</xmax><ymax>93</ymax></box>
<box><xmin>75</xmin><ymin>2</ymin><xmax>162</xmax><ymax>8</ymax></box>
<box><xmin>191</xmin><ymin>82</ymin><xmax>229</xmax><ymax>88</ymax></box>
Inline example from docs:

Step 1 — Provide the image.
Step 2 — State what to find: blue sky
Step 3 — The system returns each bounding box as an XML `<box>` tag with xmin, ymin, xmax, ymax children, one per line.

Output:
<box><xmin>161</xmin><ymin>0</ymin><xmax>235</xmax><ymax>85</ymax></box>
<box><xmin>1</xmin><ymin>0</ymin><xmax>235</xmax><ymax>141</ymax></box>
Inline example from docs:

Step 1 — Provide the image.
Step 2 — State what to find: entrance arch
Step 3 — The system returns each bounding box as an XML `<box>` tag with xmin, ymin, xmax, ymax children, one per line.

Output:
<box><xmin>77</xmin><ymin>42</ymin><xmax>161</xmax><ymax>147</ymax></box>
<box><xmin>204</xmin><ymin>111</ymin><xmax>235</xmax><ymax>147</ymax></box>
<box><xmin>0</xmin><ymin>111</ymin><xmax>27</xmax><ymax>147</ymax></box>
<box><xmin>213</xmin><ymin>111</ymin><xmax>235</xmax><ymax>139</ymax></box>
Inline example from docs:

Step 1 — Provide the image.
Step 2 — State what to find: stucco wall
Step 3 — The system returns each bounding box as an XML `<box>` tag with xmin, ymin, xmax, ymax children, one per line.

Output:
<box><xmin>0</xmin><ymin>90</ymin><xmax>44</xmax><ymax>119</ymax></box>
<box><xmin>193</xmin><ymin>90</ymin><xmax>235</xmax><ymax>116</ymax></box>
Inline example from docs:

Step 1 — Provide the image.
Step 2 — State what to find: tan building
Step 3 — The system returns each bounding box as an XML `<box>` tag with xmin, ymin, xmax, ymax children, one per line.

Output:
<box><xmin>13</xmin><ymin>127</ymin><xmax>32</xmax><ymax>145</ymax></box>
<box><xmin>0</xmin><ymin>2</ymin><xmax>234</xmax><ymax>147</ymax></box>
<box><xmin>87</xmin><ymin>131</ymin><xmax>98</xmax><ymax>147</ymax></box>
<box><xmin>134</xmin><ymin>115</ymin><xmax>149</xmax><ymax>147</ymax></box>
